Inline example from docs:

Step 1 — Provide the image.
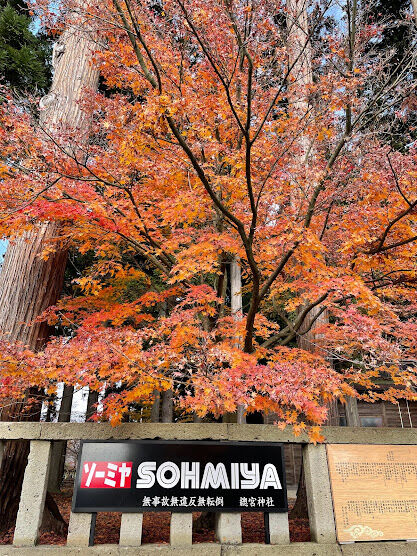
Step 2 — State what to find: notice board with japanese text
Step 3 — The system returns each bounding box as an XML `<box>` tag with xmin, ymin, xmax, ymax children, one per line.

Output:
<box><xmin>327</xmin><ymin>444</ymin><xmax>417</xmax><ymax>542</ymax></box>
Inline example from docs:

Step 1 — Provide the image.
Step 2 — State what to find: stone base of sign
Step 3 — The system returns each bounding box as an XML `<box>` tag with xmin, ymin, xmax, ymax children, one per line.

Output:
<box><xmin>67</xmin><ymin>512</ymin><xmax>94</xmax><ymax>546</ymax></box>
<box><xmin>2</xmin><ymin>542</ymin><xmax>417</xmax><ymax>555</ymax></box>
<box><xmin>119</xmin><ymin>513</ymin><xmax>143</xmax><ymax>546</ymax></box>
<box><xmin>268</xmin><ymin>512</ymin><xmax>290</xmax><ymax>544</ymax></box>
<box><xmin>215</xmin><ymin>513</ymin><xmax>242</xmax><ymax>544</ymax></box>
<box><xmin>170</xmin><ymin>513</ymin><xmax>192</xmax><ymax>546</ymax></box>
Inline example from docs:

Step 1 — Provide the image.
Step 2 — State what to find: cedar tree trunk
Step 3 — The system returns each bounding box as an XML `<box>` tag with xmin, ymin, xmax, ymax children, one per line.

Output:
<box><xmin>0</xmin><ymin>3</ymin><xmax>100</xmax><ymax>532</ymax></box>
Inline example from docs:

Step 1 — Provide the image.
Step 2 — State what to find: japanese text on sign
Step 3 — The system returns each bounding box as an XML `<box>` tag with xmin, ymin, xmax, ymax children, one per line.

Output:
<box><xmin>73</xmin><ymin>440</ymin><xmax>288</xmax><ymax>513</ymax></box>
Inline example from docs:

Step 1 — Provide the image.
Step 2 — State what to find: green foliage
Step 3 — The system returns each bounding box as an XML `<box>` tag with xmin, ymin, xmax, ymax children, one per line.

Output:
<box><xmin>0</xmin><ymin>2</ymin><xmax>51</xmax><ymax>92</ymax></box>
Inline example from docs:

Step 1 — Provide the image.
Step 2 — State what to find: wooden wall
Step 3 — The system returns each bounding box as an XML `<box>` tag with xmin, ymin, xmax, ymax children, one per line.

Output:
<box><xmin>272</xmin><ymin>401</ymin><xmax>417</xmax><ymax>488</ymax></box>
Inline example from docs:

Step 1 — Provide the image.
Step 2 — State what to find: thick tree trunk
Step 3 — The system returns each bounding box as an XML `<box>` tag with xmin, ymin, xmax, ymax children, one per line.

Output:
<box><xmin>286</xmin><ymin>0</ymin><xmax>336</xmax><ymax>520</ymax></box>
<box><xmin>48</xmin><ymin>385</ymin><xmax>74</xmax><ymax>493</ymax></box>
<box><xmin>0</xmin><ymin>223</ymin><xmax>68</xmax><ymax>352</ymax></box>
<box><xmin>345</xmin><ymin>396</ymin><xmax>360</xmax><ymax>426</ymax></box>
<box><xmin>412</xmin><ymin>0</ymin><xmax>417</xmax><ymax>22</ymax></box>
<box><xmin>0</xmin><ymin>224</ymin><xmax>68</xmax><ymax>532</ymax></box>
<box><xmin>0</xmin><ymin>3</ymin><xmax>100</xmax><ymax>533</ymax></box>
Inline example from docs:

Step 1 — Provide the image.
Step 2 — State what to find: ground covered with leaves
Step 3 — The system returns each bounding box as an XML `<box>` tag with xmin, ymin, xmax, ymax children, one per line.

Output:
<box><xmin>0</xmin><ymin>491</ymin><xmax>309</xmax><ymax>545</ymax></box>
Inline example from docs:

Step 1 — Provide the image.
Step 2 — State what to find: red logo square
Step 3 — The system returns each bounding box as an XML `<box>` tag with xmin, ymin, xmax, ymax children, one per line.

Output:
<box><xmin>81</xmin><ymin>461</ymin><xmax>132</xmax><ymax>488</ymax></box>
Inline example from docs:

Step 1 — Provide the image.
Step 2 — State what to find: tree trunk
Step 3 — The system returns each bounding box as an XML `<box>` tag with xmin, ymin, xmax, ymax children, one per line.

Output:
<box><xmin>161</xmin><ymin>389</ymin><xmax>174</xmax><ymax>423</ymax></box>
<box><xmin>48</xmin><ymin>385</ymin><xmax>74</xmax><ymax>493</ymax></box>
<box><xmin>286</xmin><ymin>0</ymin><xmax>331</xmax><ymax>520</ymax></box>
<box><xmin>150</xmin><ymin>389</ymin><xmax>161</xmax><ymax>422</ymax></box>
<box><xmin>0</xmin><ymin>3</ymin><xmax>100</xmax><ymax>532</ymax></box>
<box><xmin>86</xmin><ymin>389</ymin><xmax>99</xmax><ymax>420</ymax></box>
<box><xmin>196</xmin><ymin>261</ymin><xmax>244</xmax><ymax>532</ymax></box>
<box><xmin>345</xmin><ymin>396</ymin><xmax>360</xmax><ymax>426</ymax></box>
<box><xmin>0</xmin><ymin>224</ymin><xmax>68</xmax><ymax>532</ymax></box>
<box><xmin>0</xmin><ymin>223</ymin><xmax>68</xmax><ymax>352</ymax></box>
<box><xmin>223</xmin><ymin>259</ymin><xmax>246</xmax><ymax>424</ymax></box>
<box><xmin>412</xmin><ymin>0</ymin><xmax>417</xmax><ymax>22</ymax></box>
<box><xmin>289</xmin><ymin>464</ymin><xmax>308</xmax><ymax>519</ymax></box>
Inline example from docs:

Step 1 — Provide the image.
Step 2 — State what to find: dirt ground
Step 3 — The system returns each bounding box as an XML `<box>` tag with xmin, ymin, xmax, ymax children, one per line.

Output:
<box><xmin>0</xmin><ymin>491</ymin><xmax>310</xmax><ymax>545</ymax></box>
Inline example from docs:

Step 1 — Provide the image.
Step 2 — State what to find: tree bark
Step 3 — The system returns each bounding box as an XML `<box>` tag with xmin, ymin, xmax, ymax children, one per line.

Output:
<box><xmin>0</xmin><ymin>224</ymin><xmax>68</xmax><ymax>532</ymax></box>
<box><xmin>223</xmin><ymin>259</ymin><xmax>246</xmax><ymax>424</ymax></box>
<box><xmin>150</xmin><ymin>389</ymin><xmax>161</xmax><ymax>422</ymax></box>
<box><xmin>412</xmin><ymin>0</ymin><xmax>417</xmax><ymax>22</ymax></box>
<box><xmin>161</xmin><ymin>389</ymin><xmax>174</xmax><ymax>423</ymax></box>
<box><xmin>86</xmin><ymin>389</ymin><xmax>99</xmax><ymax>420</ymax></box>
<box><xmin>286</xmin><ymin>0</ymin><xmax>331</xmax><ymax>520</ymax></box>
<box><xmin>345</xmin><ymin>396</ymin><xmax>360</xmax><ymax>426</ymax></box>
<box><xmin>48</xmin><ymin>385</ymin><xmax>74</xmax><ymax>493</ymax></box>
<box><xmin>0</xmin><ymin>3</ymin><xmax>100</xmax><ymax>532</ymax></box>
<box><xmin>0</xmin><ymin>223</ymin><xmax>68</xmax><ymax>352</ymax></box>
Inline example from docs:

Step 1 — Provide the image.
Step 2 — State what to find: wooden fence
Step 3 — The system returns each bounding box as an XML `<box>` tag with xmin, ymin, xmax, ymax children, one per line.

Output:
<box><xmin>1</xmin><ymin>422</ymin><xmax>417</xmax><ymax>554</ymax></box>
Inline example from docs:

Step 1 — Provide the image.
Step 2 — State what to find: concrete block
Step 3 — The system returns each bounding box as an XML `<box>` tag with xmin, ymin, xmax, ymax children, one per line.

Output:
<box><xmin>37</xmin><ymin>422</ymin><xmax>229</xmax><ymax>441</ymax></box>
<box><xmin>226</xmin><ymin>424</ymin><xmax>300</xmax><ymax>443</ymax></box>
<box><xmin>0</xmin><ymin>544</ymin><xmax>222</xmax><ymax>555</ymax></box>
<box><xmin>119</xmin><ymin>513</ymin><xmax>143</xmax><ymax>546</ymax></box>
<box><xmin>4</xmin><ymin>421</ymin><xmax>417</xmax><ymax>445</ymax></box>
<box><xmin>67</xmin><ymin>512</ymin><xmax>94</xmax><ymax>547</ymax></box>
<box><xmin>170</xmin><ymin>512</ymin><xmax>192</xmax><ymax>546</ymax></box>
<box><xmin>268</xmin><ymin>512</ymin><xmax>290</xmax><ymax>544</ymax></box>
<box><xmin>222</xmin><ymin>544</ymin><xmax>342</xmax><ymax>556</ymax></box>
<box><xmin>0</xmin><ymin>421</ymin><xmax>42</xmax><ymax>440</ymax></box>
<box><xmin>215</xmin><ymin>513</ymin><xmax>242</xmax><ymax>544</ymax></box>
<box><xmin>13</xmin><ymin>440</ymin><xmax>52</xmax><ymax>546</ymax></box>
<box><xmin>341</xmin><ymin>541</ymin><xmax>417</xmax><ymax>556</ymax></box>
<box><xmin>303</xmin><ymin>444</ymin><xmax>336</xmax><ymax>544</ymax></box>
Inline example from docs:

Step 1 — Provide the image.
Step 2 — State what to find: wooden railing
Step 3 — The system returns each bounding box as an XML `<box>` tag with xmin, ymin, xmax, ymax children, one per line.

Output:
<box><xmin>1</xmin><ymin>423</ymin><xmax>417</xmax><ymax>554</ymax></box>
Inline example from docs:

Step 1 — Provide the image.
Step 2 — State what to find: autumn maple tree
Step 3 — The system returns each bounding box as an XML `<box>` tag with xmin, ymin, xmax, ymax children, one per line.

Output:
<box><xmin>1</xmin><ymin>0</ymin><xmax>417</xmax><ymax>439</ymax></box>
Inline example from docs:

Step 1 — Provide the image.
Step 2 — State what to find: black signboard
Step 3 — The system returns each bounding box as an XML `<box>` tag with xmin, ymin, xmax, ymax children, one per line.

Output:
<box><xmin>72</xmin><ymin>440</ymin><xmax>287</xmax><ymax>513</ymax></box>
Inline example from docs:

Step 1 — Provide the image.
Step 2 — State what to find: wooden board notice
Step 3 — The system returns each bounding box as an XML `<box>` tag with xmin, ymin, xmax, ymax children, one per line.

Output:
<box><xmin>327</xmin><ymin>444</ymin><xmax>417</xmax><ymax>543</ymax></box>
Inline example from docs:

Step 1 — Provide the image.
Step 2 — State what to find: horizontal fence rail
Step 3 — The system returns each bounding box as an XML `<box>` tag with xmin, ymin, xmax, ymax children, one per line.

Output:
<box><xmin>1</xmin><ymin>424</ymin><xmax>417</xmax><ymax>555</ymax></box>
<box><xmin>2</xmin><ymin>422</ymin><xmax>417</xmax><ymax>442</ymax></box>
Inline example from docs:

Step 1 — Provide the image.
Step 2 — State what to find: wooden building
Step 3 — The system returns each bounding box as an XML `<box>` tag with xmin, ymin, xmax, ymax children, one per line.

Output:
<box><xmin>270</xmin><ymin>400</ymin><xmax>417</xmax><ymax>488</ymax></box>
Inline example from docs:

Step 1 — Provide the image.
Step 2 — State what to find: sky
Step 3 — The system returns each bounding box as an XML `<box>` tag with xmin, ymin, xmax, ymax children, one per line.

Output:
<box><xmin>0</xmin><ymin>240</ymin><xmax>7</xmax><ymax>261</ymax></box>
